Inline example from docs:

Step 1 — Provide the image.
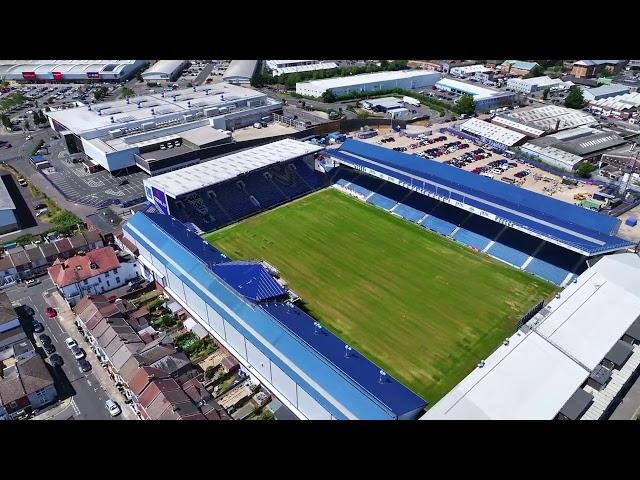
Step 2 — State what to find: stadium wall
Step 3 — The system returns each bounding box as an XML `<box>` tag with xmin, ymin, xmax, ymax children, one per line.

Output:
<box><xmin>123</xmin><ymin>220</ymin><xmax>406</xmax><ymax>420</ymax></box>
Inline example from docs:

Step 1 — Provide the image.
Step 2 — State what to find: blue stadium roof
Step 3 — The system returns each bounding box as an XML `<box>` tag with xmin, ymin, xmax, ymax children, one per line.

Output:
<box><xmin>211</xmin><ymin>261</ymin><xmax>287</xmax><ymax>302</ymax></box>
<box><xmin>140</xmin><ymin>213</ymin><xmax>229</xmax><ymax>267</ymax></box>
<box><xmin>331</xmin><ymin>140</ymin><xmax>633</xmax><ymax>255</ymax></box>
<box><xmin>124</xmin><ymin>212</ymin><xmax>427</xmax><ymax>419</ymax></box>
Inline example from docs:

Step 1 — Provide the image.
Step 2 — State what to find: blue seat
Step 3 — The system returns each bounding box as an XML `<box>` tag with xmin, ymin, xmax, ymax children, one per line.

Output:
<box><xmin>367</xmin><ymin>193</ymin><xmax>397</xmax><ymax>210</ymax></box>
<box><xmin>393</xmin><ymin>203</ymin><xmax>425</xmax><ymax>223</ymax></box>
<box><xmin>525</xmin><ymin>243</ymin><xmax>584</xmax><ymax>285</ymax></box>
<box><xmin>240</xmin><ymin>171</ymin><xmax>288</xmax><ymax>208</ymax></box>
<box><xmin>420</xmin><ymin>214</ymin><xmax>457</xmax><ymax>236</ymax></box>
<box><xmin>453</xmin><ymin>215</ymin><xmax>504</xmax><ymax>251</ymax></box>
<box><xmin>486</xmin><ymin>228</ymin><xmax>543</xmax><ymax>268</ymax></box>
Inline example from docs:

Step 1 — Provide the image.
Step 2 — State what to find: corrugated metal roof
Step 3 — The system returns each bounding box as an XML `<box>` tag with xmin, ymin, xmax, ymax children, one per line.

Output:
<box><xmin>210</xmin><ymin>261</ymin><xmax>287</xmax><ymax>302</ymax></box>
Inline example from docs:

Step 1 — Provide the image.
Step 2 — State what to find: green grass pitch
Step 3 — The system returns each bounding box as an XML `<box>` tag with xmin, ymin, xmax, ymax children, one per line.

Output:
<box><xmin>204</xmin><ymin>188</ymin><xmax>557</xmax><ymax>404</ymax></box>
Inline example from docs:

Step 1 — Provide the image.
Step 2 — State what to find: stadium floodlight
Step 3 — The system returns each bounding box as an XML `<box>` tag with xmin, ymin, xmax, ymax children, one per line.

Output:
<box><xmin>344</xmin><ymin>344</ymin><xmax>352</xmax><ymax>358</ymax></box>
<box><xmin>313</xmin><ymin>321</ymin><xmax>322</xmax><ymax>335</ymax></box>
<box><xmin>379</xmin><ymin>370</ymin><xmax>387</xmax><ymax>384</ymax></box>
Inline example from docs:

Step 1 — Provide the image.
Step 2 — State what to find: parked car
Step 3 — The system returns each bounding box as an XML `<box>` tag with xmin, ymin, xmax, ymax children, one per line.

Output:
<box><xmin>25</xmin><ymin>279</ymin><xmax>40</xmax><ymax>287</ymax></box>
<box><xmin>43</xmin><ymin>343</ymin><xmax>56</xmax><ymax>355</ymax></box>
<box><xmin>45</xmin><ymin>307</ymin><xmax>57</xmax><ymax>318</ymax></box>
<box><xmin>65</xmin><ymin>337</ymin><xmax>78</xmax><ymax>349</ymax></box>
<box><xmin>23</xmin><ymin>305</ymin><xmax>35</xmax><ymax>316</ymax></box>
<box><xmin>33</xmin><ymin>203</ymin><xmax>47</xmax><ymax>210</ymax></box>
<box><xmin>71</xmin><ymin>346</ymin><xmax>85</xmax><ymax>360</ymax></box>
<box><xmin>32</xmin><ymin>321</ymin><xmax>44</xmax><ymax>333</ymax></box>
<box><xmin>39</xmin><ymin>334</ymin><xmax>52</xmax><ymax>345</ymax></box>
<box><xmin>50</xmin><ymin>354</ymin><xmax>63</xmax><ymax>367</ymax></box>
<box><xmin>105</xmin><ymin>400</ymin><xmax>121</xmax><ymax>417</ymax></box>
<box><xmin>78</xmin><ymin>359</ymin><xmax>91</xmax><ymax>373</ymax></box>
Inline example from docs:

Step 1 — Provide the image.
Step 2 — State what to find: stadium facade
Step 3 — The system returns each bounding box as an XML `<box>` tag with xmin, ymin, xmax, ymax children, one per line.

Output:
<box><xmin>121</xmin><ymin>211</ymin><xmax>427</xmax><ymax>420</ymax></box>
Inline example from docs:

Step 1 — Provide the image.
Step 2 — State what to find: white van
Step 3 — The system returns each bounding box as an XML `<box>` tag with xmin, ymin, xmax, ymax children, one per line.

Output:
<box><xmin>480</xmin><ymin>172</ymin><xmax>494</xmax><ymax>179</ymax></box>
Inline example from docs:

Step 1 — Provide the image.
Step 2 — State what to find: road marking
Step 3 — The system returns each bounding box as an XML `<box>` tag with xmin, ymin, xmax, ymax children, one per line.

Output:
<box><xmin>71</xmin><ymin>398</ymin><xmax>81</xmax><ymax>416</ymax></box>
<box><xmin>87</xmin><ymin>379</ymin><xmax>92</xmax><ymax>386</ymax></box>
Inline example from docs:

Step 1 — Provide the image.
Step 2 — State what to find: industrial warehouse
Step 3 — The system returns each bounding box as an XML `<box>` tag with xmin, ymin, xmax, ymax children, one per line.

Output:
<box><xmin>0</xmin><ymin>60</ymin><xmax>147</xmax><ymax>82</ymax></box>
<box><xmin>265</xmin><ymin>60</ymin><xmax>338</xmax><ymax>76</ymax></box>
<box><xmin>141</xmin><ymin>60</ymin><xmax>189</xmax><ymax>82</ymax></box>
<box><xmin>45</xmin><ymin>83</ymin><xmax>283</xmax><ymax>174</ymax></box>
<box><xmin>434</xmin><ymin>78</ymin><xmax>516</xmax><ymax>111</ymax></box>
<box><xmin>295</xmin><ymin>70</ymin><xmax>442</xmax><ymax>98</ymax></box>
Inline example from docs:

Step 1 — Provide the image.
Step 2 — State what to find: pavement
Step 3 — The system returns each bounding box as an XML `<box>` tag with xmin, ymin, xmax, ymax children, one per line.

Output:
<box><xmin>194</xmin><ymin>62</ymin><xmax>214</xmax><ymax>86</ymax></box>
<box><xmin>4</xmin><ymin>279</ymin><xmax>134</xmax><ymax>420</ymax></box>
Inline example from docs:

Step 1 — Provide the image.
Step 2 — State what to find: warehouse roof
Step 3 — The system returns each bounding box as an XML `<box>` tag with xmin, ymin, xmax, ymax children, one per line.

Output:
<box><xmin>574</xmin><ymin>60</ymin><xmax>625</xmax><ymax>67</ymax></box>
<box><xmin>460</xmin><ymin>118</ymin><xmax>527</xmax><ymax>146</ymax></box>
<box><xmin>422</xmin><ymin>253</ymin><xmax>640</xmax><ymax>420</ymax></box>
<box><xmin>142</xmin><ymin>60</ymin><xmax>187</xmax><ymax>77</ymax></box>
<box><xmin>331</xmin><ymin>140</ymin><xmax>631</xmax><ymax>254</ymax></box>
<box><xmin>435</xmin><ymin>78</ymin><xmax>504</xmax><ymax>100</ymax></box>
<box><xmin>502</xmin><ymin>60</ymin><xmax>540</xmax><ymax>71</ymax></box>
<box><xmin>269</xmin><ymin>61</ymin><xmax>338</xmax><ymax>75</ymax></box>
<box><xmin>558</xmin><ymin>389</ymin><xmax>594</xmax><ymax>420</ymax></box>
<box><xmin>556</xmin><ymin>131</ymin><xmax>625</xmax><ymax>156</ymax></box>
<box><xmin>144</xmin><ymin>139</ymin><xmax>323</xmax><ymax>198</ymax></box>
<box><xmin>582</xmin><ymin>83</ymin><xmax>630</xmax><ymax>98</ymax></box>
<box><xmin>590</xmin><ymin>92</ymin><xmax>640</xmax><ymax>111</ymax></box>
<box><xmin>510</xmin><ymin>75</ymin><xmax>567</xmax><ymax>88</ymax></box>
<box><xmin>0</xmin><ymin>178</ymin><xmax>16</xmax><ymax>211</ymax></box>
<box><xmin>297</xmin><ymin>70</ymin><xmax>440</xmax><ymax>91</ymax></box>
<box><xmin>495</xmin><ymin>105</ymin><xmax>597</xmax><ymax>134</ymax></box>
<box><xmin>0</xmin><ymin>60</ymin><xmax>141</xmax><ymax>77</ymax></box>
<box><xmin>124</xmin><ymin>212</ymin><xmax>427</xmax><ymax>419</ymax></box>
<box><xmin>450</xmin><ymin>64</ymin><xmax>490</xmax><ymax>75</ymax></box>
<box><xmin>45</xmin><ymin>83</ymin><xmax>266</xmax><ymax>134</ymax></box>
<box><xmin>223</xmin><ymin>60</ymin><xmax>258</xmax><ymax>81</ymax></box>
<box><xmin>521</xmin><ymin>142</ymin><xmax>583</xmax><ymax>168</ymax></box>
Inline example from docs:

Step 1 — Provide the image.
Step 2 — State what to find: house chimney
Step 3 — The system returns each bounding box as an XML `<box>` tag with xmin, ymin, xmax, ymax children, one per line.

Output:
<box><xmin>147</xmin><ymin>373</ymin><xmax>155</xmax><ymax>381</ymax></box>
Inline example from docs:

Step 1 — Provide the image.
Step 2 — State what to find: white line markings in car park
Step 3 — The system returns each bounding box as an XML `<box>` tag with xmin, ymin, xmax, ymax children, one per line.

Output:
<box><xmin>71</xmin><ymin>399</ymin><xmax>81</xmax><ymax>416</ymax></box>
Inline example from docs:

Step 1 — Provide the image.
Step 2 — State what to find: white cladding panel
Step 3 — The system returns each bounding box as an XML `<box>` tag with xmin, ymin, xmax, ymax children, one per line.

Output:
<box><xmin>150</xmin><ymin>253</ymin><xmax>167</xmax><ymax>276</ymax></box>
<box><xmin>205</xmin><ymin>303</ymin><xmax>225</xmax><ymax>338</ymax></box>
<box><xmin>270</xmin><ymin>362</ymin><xmax>298</xmax><ymax>408</ymax></box>
<box><xmin>246</xmin><ymin>338</ymin><xmax>271</xmax><ymax>380</ymax></box>
<box><xmin>224</xmin><ymin>320</ymin><xmax>247</xmax><ymax>359</ymax></box>
<box><xmin>297</xmin><ymin>384</ymin><xmax>332</xmax><ymax>420</ymax></box>
<box><xmin>183</xmin><ymin>283</ymin><xmax>207</xmax><ymax>321</ymax></box>
<box><xmin>166</xmin><ymin>269</ymin><xmax>185</xmax><ymax>300</ymax></box>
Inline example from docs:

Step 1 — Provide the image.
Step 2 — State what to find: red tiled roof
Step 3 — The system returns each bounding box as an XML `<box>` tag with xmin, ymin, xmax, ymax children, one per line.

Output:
<box><xmin>138</xmin><ymin>378</ymin><xmax>181</xmax><ymax>408</ymax></box>
<box><xmin>48</xmin><ymin>247</ymin><xmax>121</xmax><ymax>288</ymax></box>
<box><xmin>120</xmin><ymin>236</ymin><xmax>138</xmax><ymax>256</ymax></box>
<box><xmin>128</xmin><ymin>366</ymin><xmax>169</xmax><ymax>397</ymax></box>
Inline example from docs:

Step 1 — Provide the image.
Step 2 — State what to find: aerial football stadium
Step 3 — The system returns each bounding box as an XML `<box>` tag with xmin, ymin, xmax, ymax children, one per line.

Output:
<box><xmin>122</xmin><ymin>136</ymin><xmax>634</xmax><ymax>419</ymax></box>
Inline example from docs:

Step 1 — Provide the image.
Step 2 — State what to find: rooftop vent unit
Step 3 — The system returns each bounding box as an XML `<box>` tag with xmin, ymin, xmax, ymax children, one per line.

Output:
<box><xmin>193</xmin><ymin>86</ymin><xmax>197</xmax><ymax>92</ymax></box>
<box><xmin>140</xmin><ymin>121</ymin><xmax>155</xmax><ymax>131</ymax></box>
<box><xmin>187</xmin><ymin>101</ymin><xmax>191</xmax><ymax>108</ymax></box>
<box><xmin>87</xmin><ymin>105</ymin><xmax>92</xmax><ymax>111</ymax></box>
<box><xmin>477</xmin><ymin>360</ymin><xmax>486</xmax><ymax>368</ymax></box>
<box><xmin>503</xmin><ymin>338</ymin><xmax>510</xmax><ymax>346</ymax></box>
<box><xmin>151</xmin><ymin>108</ymin><xmax>155</xmax><ymax>115</ymax></box>
<box><xmin>110</xmin><ymin>116</ymin><xmax>115</xmax><ymax>123</ymax></box>
<box><xmin>126</xmin><ymin>97</ymin><xmax>130</xmax><ymax>104</ymax></box>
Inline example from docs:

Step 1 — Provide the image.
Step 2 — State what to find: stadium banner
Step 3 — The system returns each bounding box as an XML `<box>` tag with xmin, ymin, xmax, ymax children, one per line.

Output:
<box><xmin>87</xmin><ymin>72</ymin><xmax>101</xmax><ymax>80</ymax></box>
<box><xmin>22</xmin><ymin>71</ymin><xmax>36</xmax><ymax>81</ymax></box>
<box><xmin>52</xmin><ymin>71</ymin><xmax>63</xmax><ymax>81</ymax></box>
<box><xmin>151</xmin><ymin>187</ymin><xmax>170</xmax><ymax>215</ymax></box>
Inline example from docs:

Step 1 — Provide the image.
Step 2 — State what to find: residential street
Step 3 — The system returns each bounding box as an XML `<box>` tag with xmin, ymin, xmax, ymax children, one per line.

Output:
<box><xmin>6</xmin><ymin>278</ymin><xmax>132</xmax><ymax>420</ymax></box>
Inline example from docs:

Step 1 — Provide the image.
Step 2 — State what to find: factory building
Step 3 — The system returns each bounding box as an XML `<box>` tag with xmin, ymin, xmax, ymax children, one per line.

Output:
<box><xmin>265</xmin><ymin>60</ymin><xmax>338</xmax><ymax>76</ymax></box>
<box><xmin>295</xmin><ymin>70</ymin><xmax>441</xmax><ymax>98</ymax></box>
<box><xmin>223</xmin><ymin>60</ymin><xmax>259</xmax><ymax>86</ymax></box>
<box><xmin>0</xmin><ymin>60</ymin><xmax>147</xmax><ymax>82</ymax></box>
<box><xmin>506</xmin><ymin>76</ymin><xmax>572</xmax><ymax>94</ymax></box>
<box><xmin>493</xmin><ymin>105</ymin><xmax>598</xmax><ymax>137</ymax></box>
<box><xmin>45</xmin><ymin>83</ymin><xmax>281</xmax><ymax>174</ymax></box>
<box><xmin>571</xmin><ymin>60</ymin><xmax>627</xmax><ymax>79</ymax></box>
<box><xmin>434</xmin><ymin>78</ymin><xmax>516</xmax><ymax>112</ymax></box>
<box><xmin>499</xmin><ymin>60</ymin><xmax>541</xmax><ymax>77</ymax></box>
<box><xmin>141</xmin><ymin>60</ymin><xmax>189</xmax><ymax>82</ymax></box>
<box><xmin>581</xmin><ymin>83</ymin><xmax>631</xmax><ymax>102</ymax></box>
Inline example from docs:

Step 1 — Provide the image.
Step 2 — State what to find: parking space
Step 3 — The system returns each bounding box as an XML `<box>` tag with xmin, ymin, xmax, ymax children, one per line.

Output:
<box><xmin>43</xmin><ymin>154</ymin><xmax>147</xmax><ymax>208</ymax></box>
<box><xmin>359</xmin><ymin>128</ymin><xmax>602</xmax><ymax>205</ymax></box>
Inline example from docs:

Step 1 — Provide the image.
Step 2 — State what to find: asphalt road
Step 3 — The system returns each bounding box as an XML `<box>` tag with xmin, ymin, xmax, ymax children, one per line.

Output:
<box><xmin>194</xmin><ymin>62</ymin><xmax>214</xmax><ymax>86</ymax></box>
<box><xmin>5</xmin><ymin>279</ymin><xmax>120</xmax><ymax>420</ymax></box>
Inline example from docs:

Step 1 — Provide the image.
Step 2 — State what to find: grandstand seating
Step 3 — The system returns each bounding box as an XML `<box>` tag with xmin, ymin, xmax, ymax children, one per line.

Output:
<box><xmin>292</xmin><ymin>159</ymin><xmax>325</xmax><ymax>189</ymax></box>
<box><xmin>420</xmin><ymin>203</ymin><xmax>470</xmax><ymax>236</ymax></box>
<box><xmin>367</xmin><ymin>181</ymin><xmax>410</xmax><ymax>211</ymax></box>
<box><xmin>486</xmin><ymin>228</ymin><xmax>543</xmax><ymax>268</ymax></box>
<box><xmin>392</xmin><ymin>203</ymin><xmax>425</xmax><ymax>223</ymax></box>
<box><xmin>525</xmin><ymin>243</ymin><xmax>585</xmax><ymax>285</ymax></box>
<box><xmin>453</xmin><ymin>214</ymin><xmax>504</xmax><ymax>251</ymax></box>
<box><xmin>240</xmin><ymin>171</ymin><xmax>288</xmax><ymax>208</ymax></box>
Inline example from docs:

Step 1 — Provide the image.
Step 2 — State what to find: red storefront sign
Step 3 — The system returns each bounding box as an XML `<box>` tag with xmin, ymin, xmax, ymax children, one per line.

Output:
<box><xmin>22</xmin><ymin>71</ymin><xmax>36</xmax><ymax>81</ymax></box>
<box><xmin>52</xmin><ymin>71</ymin><xmax>63</xmax><ymax>81</ymax></box>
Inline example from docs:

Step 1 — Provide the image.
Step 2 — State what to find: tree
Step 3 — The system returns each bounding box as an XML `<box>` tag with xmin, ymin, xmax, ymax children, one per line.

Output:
<box><xmin>456</xmin><ymin>94</ymin><xmax>475</xmax><ymax>115</ymax></box>
<box><xmin>598</xmin><ymin>69</ymin><xmax>613</xmax><ymax>78</ymax></box>
<box><xmin>542</xmin><ymin>87</ymin><xmax>550</xmax><ymax>100</ymax></box>
<box><xmin>564</xmin><ymin>85</ymin><xmax>585</xmax><ymax>109</ymax></box>
<box><xmin>321</xmin><ymin>90</ymin><xmax>337</xmax><ymax>103</ymax></box>
<box><xmin>1</xmin><ymin>114</ymin><xmax>11</xmax><ymax>129</ymax></box>
<box><xmin>94</xmin><ymin>87</ymin><xmax>108</xmax><ymax>101</ymax></box>
<box><xmin>575</xmin><ymin>162</ymin><xmax>597</xmax><ymax>178</ymax></box>
<box><xmin>119</xmin><ymin>87</ymin><xmax>135</xmax><ymax>99</ymax></box>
